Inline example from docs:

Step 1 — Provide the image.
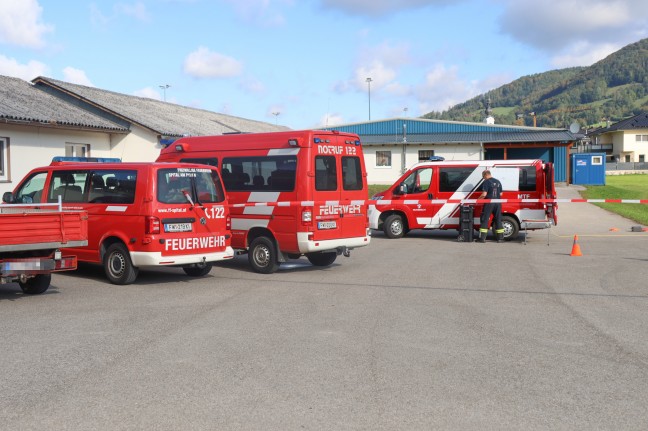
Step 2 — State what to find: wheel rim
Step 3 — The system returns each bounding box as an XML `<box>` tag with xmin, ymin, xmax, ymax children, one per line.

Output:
<box><xmin>253</xmin><ymin>245</ymin><xmax>271</xmax><ymax>268</ymax></box>
<box><xmin>502</xmin><ymin>221</ymin><xmax>514</xmax><ymax>238</ymax></box>
<box><xmin>108</xmin><ymin>252</ymin><xmax>126</xmax><ymax>277</ymax></box>
<box><xmin>389</xmin><ymin>219</ymin><xmax>403</xmax><ymax>236</ymax></box>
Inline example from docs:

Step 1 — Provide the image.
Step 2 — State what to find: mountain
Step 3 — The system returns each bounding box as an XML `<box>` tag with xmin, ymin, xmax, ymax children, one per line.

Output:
<box><xmin>422</xmin><ymin>38</ymin><xmax>648</xmax><ymax>128</ymax></box>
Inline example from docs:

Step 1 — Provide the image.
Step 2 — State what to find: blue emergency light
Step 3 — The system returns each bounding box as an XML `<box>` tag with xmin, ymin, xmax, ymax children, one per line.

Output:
<box><xmin>51</xmin><ymin>156</ymin><xmax>122</xmax><ymax>163</ymax></box>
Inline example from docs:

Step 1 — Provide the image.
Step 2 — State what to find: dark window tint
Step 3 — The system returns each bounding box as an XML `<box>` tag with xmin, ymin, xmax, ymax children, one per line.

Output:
<box><xmin>315</xmin><ymin>156</ymin><xmax>337</xmax><ymax>191</ymax></box>
<box><xmin>519</xmin><ymin>166</ymin><xmax>537</xmax><ymax>192</ymax></box>
<box><xmin>180</xmin><ymin>157</ymin><xmax>218</xmax><ymax>168</ymax></box>
<box><xmin>342</xmin><ymin>157</ymin><xmax>363</xmax><ymax>191</ymax></box>
<box><xmin>438</xmin><ymin>168</ymin><xmax>474</xmax><ymax>192</ymax></box>
<box><xmin>221</xmin><ymin>156</ymin><xmax>297</xmax><ymax>191</ymax></box>
<box><xmin>157</xmin><ymin>167</ymin><xmax>225</xmax><ymax>204</ymax></box>
<box><xmin>87</xmin><ymin>170</ymin><xmax>138</xmax><ymax>204</ymax></box>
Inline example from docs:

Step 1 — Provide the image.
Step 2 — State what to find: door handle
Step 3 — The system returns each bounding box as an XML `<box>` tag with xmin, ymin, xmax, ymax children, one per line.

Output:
<box><xmin>428</xmin><ymin>193</ymin><xmax>433</xmax><ymax>199</ymax></box>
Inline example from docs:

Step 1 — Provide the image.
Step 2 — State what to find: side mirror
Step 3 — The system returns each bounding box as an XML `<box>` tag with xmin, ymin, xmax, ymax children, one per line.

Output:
<box><xmin>394</xmin><ymin>183</ymin><xmax>407</xmax><ymax>195</ymax></box>
<box><xmin>2</xmin><ymin>191</ymin><xmax>14</xmax><ymax>203</ymax></box>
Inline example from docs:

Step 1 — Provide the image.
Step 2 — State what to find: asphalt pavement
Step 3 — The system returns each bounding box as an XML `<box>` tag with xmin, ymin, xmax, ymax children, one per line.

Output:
<box><xmin>1</xmin><ymin>184</ymin><xmax>647</xmax><ymax>430</ymax></box>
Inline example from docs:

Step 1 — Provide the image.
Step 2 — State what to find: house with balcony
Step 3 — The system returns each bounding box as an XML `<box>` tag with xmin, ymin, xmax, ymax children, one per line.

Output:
<box><xmin>588</xmin><ymin>112</ymin><xmax>648</xmax><ymax>166</ymax></box>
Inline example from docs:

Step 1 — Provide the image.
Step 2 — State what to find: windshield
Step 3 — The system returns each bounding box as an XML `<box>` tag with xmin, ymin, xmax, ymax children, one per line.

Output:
<box><xmin>157</xmin><ymin>167</ymin><xmax>225</xmax><ymax>204</ymax></box>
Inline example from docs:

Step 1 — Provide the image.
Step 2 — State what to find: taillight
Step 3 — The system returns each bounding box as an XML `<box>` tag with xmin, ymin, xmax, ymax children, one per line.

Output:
<box><xmin>226</xmin><ymin>214</ymin><xmax>231</xmax><ymax>230</ymax></box>
<box><xmin>302</xmin><ymin>209</ymin><xmax>312</xmax><ymax>225</ymax></box>
<box><xmin>146</xmin><ymin>216</ymin><xmax>161</xmax><ymax>234</ymax></box>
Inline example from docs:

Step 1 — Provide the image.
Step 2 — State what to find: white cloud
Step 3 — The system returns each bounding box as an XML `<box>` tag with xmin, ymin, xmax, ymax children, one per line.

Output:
<box><xmin>498</xmin><ymin>0</ymin><xmax>648</xmax><ymax>65</ymax></box>
<box><xmin>416</xmin><ymin>64</ymin><xmax>479</xmax><ymax>113</ymax></box>
<box><xmin>115</xmin><ymin>2</ymin><xmax>151</xmax><ymax>22</ymax></box>
<box><xmin>133</xmin><ymin>87</ymin><xmax>162</xmax><ymax>100</ymax></box>
<box><xmin>239</xmin><ymin>76</ymin><xmax>266</xmax><ymax>94</ymax></box>
<box><xmin>319</xmin><ymin>0</ymin><xmax>456</xmax><ymax>17</ymax></box>
<box><xmin>0</xmin><ymin>0</ymin><xmax>53</xmax><ymax>48</ymax></box>
<box><xmin>551</xmin><ymin>42</ymin><xmax>621</xmax><ymax>68</ymax></box>
<box><xmin>62</xmin><ymin>67</ymin><xmax>94</xmax><ymax>86</ymax></box>
<box><xmin>221</xmin><ymin>0</ymin><xmax>291</xmax><ymax>26</ymax></box>
<box><xmin>0</xmin><ymin>55</ymin><xmax>49</xmax><ymax>80</ymax></box>
<box><xmin>316</xmin><ymin>113</ymin><xmax>345</xmax><ymax>128</ymax></box>
<box><xmin>183</xmin><ymin>47</ymin><xmax>243</xmax><ymax>79</ymax></box>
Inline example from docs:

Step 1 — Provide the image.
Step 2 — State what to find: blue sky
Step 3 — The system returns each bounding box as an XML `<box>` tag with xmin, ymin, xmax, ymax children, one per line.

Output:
<box><xmin>1</xmin><ymin>0</ymin><xmax>647</xmax><ymax>130</ymax></box>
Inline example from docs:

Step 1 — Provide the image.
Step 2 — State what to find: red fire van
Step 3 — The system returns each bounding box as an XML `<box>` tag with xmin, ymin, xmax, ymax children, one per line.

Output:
<box><xmin>157</xmin><ymin>130</ymin><xmax>371</xmax><ymax>273</ymax></box>
<box><xmin>370</xmin><ymin>159</ymin><xmax>557</xmax><ymax>240</ymax></box>
<box><xmin>7</xmin><ymin>158</ymin><xmax>233</xmax><ymax>284</ymax></box>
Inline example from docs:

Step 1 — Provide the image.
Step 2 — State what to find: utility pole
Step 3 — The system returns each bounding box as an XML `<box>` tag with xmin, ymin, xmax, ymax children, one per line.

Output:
<box><xmin>159</xmin><ymin>84</ymin><xmax>170</xmax><ymax>102</ymax></box>
<box><xmin>366</xmin><ymin>77</ymin><xmax>373</xmax><ymax>121</ymax></box>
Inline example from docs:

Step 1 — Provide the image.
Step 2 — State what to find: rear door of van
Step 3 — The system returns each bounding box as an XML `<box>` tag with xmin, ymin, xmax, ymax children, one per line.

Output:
<box><xmin>312</xmin><ymin>133</ymin><xmax>367</xmax><ymax>241</ymax></box>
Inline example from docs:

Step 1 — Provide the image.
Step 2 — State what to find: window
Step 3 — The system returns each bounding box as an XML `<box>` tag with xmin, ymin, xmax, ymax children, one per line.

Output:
<box><xmin>342</xmin><ymin>157</ymin><xmax>363</xmax><ymax>191</ymax></box>
<box><xmin>438</xmin><ymin>168</ymin><xmax>474</xmax><ymax>193</ymax></box>
<box><xmin>48</xmin><ymin>171</ymin><xmax>89</xmax><ymax>203</ymax></box>
<box><xmin>222</xmin><ymin>156</ymin><xmax>296</xmax><ymax>191</ymax></box>
<box><xmin>401</xmin><ymin>168</ymin><xmax>433</xmax><ymax>194</ymax></box>
<box><xmin>180</xmin><ymin>157</ymin><xmax>218</xmax><ymax>167</ymax></box>
<box><xmin>519</xmin><ymin>167</ymin><xmax>537</xmax><ymax>192</ymax></box>
<box><xmin>625</xmin><ymin>155</ymin><xmax>631</xmax><ymax>162</ymax></box>
<box><xmin>418</xmin><ymin>150</ymin><xmax>435</xmax><ymax>162</ymax></box>
<box><xmin>635</xmin><ymin>135</ymin><xmax>648</xmax><ymax>142</ymax></box>
<box><xmin>157</xmin><ymin>168</ymin><xmax>223</xmax><ymax>204</ymax></box>
<box><xmin>592</xmin><ymin>156</ymin><xmax>603</xmax><ymax>165</ymax></box>
<box><xmin>0</xmin><ymin>137</ymin><xmax>8</xmax><ymax>181</ymax></box>
<box><xmin>376</xmin><ymin>151</ymin><xmax>391</xmax><ymax>167</ymax></box>
<box><xmin>640</xmin><ymin>155</ymin><xmax>645</xmax><ymax>163</ymax></box>
<box><xmin>65</xmin><ymin>143</ymin><xmax>90</xmax><ymax>157</ymax></box>
<box><xmin>14</xmin><ymin>171</ymin><xmax>48</xmax><ymax>203</ymax></box>
<box><xmin>87</xmin><ymin>170</ymin><xmax>138</xmax><ymax>204</ymax></box>
<box><xmin>315</xmin><ymin>156</ymin><xmax>337</xmax><ymax>191</ymax></box>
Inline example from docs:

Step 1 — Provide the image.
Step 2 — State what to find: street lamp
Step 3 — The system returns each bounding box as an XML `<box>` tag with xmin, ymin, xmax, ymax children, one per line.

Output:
<box><xmin>159</xmin><ymin>84</ymin><xmax>170</xmax><ymax>102</ymax></box>
<box><xmin>272</xmin><ymin>111</ymin><xmax>280</xmax><ymax>125</ymax></box>
<box><xmin>366</xmin><ymin>77</ymin><xmax>373</xmax><ymax>121</ymax></box>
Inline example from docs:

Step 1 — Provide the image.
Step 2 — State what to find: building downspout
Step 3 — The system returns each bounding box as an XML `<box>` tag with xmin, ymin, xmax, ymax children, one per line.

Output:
<box><xmin>480</xmin><ymin>142</ymin><xmax>484</xmax><ymax>160</ymax></box>
<box><xmin>401</xmin><ymin>123</ymin><xmax>407</xmax><ymax>174</ymax></box>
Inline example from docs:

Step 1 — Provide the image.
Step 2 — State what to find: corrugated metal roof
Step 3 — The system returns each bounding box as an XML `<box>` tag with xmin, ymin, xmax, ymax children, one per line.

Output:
<box><xmin>358</xmin><ymin>130</ymin><xmax>574</xmax><ymax>145</ymax></box>
<box><xmin>0</xmin><ymin>75</ymin><xmax>127</xmax><ymax>132</ymax></box>
<box><xmin>326</xmin><ymin>117</ymin><xmax>572</xmax><ymax>137</ymax></box>
<box><xmin>33</xmin><ymin>77</ymin><xmax>289</xmax><ymax>136</ymax></box>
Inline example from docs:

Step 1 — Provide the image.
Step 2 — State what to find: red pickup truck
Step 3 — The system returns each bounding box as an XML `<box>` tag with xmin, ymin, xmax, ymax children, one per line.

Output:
<box><xmin>0</xmin><ymin>199</ymin><xmax>88</xmax><ymax>294</ymax></box>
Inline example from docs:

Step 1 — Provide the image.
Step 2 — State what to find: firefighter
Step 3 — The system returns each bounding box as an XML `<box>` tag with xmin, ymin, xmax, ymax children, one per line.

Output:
<box><xmin>477</xmin><ymin>169</ymin><xmax>504</xmax><ymax>243</ymax></box>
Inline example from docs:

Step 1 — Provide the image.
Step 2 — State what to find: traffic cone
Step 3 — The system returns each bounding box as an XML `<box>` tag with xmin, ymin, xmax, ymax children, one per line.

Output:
<box><xmin>570</xmin><ymin>235</ymin><xmax>582</xmax><ymax>256</ymax></box>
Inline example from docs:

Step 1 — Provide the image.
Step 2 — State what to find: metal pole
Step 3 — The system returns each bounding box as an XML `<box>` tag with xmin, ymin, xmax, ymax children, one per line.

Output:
<box><xmin>366</xmin><ymin>77</ymin><xmax>372</xmax><ymax>121</ymax></box>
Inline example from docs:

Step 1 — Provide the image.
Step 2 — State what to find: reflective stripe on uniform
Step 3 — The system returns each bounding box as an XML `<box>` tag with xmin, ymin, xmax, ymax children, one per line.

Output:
<box><xmin>479</xmin><ymin>228</ymin><xmax>488</xmax><ymax>233</ymax></box>
<box><xmin>495</xmin><ymin>229</ymin><xmax>505</xmax><ymax>233</ymax></box>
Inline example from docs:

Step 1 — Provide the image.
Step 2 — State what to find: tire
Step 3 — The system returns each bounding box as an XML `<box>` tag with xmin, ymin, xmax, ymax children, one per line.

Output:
<box><xmin>383</xmin><ymin>214</ymin><xmax>405</xmax><ymax>239</ymax></box>
<box><xmin>248</xmin><ymin>236</ymin><xmax>279</xmax><ymax>274</ymax></box>
<box><xmin>104</xmin><ymin>243</ymin><xmax>139</xmax><ymax>285</ymax></box>
<box><xmin>19</xmin><ymin>274</ymin><xmax>51</xmax><ymax>295</ymax></box>
<box><xmin>182</xmin><ymin>263</ymin><xmax>213</xmax><ymax>277</ymax></box>
<box><xmin>501</xmin><ymin>215</ymin><xmax>520</xmax><ymax>241</ymax></box>
<box><xmin>306</xmin><ymin>252</ymin><xmax>337</xmax><ymax>267</ymax></box>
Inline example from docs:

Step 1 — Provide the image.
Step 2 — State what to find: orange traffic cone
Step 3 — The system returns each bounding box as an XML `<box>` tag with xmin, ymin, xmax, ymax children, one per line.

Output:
<box><xmin>570</xmin><ymin>235</ymin><xmax>582</xmax><ymax>256</ymax></box>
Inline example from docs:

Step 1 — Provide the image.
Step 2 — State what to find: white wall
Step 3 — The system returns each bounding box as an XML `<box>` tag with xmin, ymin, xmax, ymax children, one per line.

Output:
<box><xmin>110</xmin><ymin>124</ymin><xmax>162</xmax><ymax>162</ymax></box>
<box><xmin>0</xmin><ymin>124</ymin><xmax>113</xmax><ymax>195</ymax></box>
<box><xmin>364</xmin><ymin>143</ymin><xmax>482</xmax><ymax>184</ymax></box>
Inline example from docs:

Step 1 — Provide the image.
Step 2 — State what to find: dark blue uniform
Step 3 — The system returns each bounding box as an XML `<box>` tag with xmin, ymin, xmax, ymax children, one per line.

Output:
<box><xmin>479</xmin><ymin>177</ymin><xmax>504</xmax><ymax>241</ymax></box>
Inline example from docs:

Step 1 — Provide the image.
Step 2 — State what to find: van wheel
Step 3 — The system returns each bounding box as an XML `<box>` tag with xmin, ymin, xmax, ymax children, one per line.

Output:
<box><xmin>383</xmin><ymin>214</ymin><xmax>405</xmax><ymax>239</ymax></box>
<box><xmin>104</xmin><ymin>243</ymin><xmax>139</xmax><ymax>285</ymax></box>
<box><xmin>183</xmin><ymin>263</ymin><xmax>213</xmax><ymax>277</ymax></box>
<box><xmin>501</xmin><ymin>216</ymin><xmax>519</xmax><ymax>241</ymax></box>
<box><xmin>248</xmin><ymin>237</ymin><xmax>279</xmax><ymax>274</ymax></box>
<box><xmin>19</xmin><ymin>274</ymin><xmax>51</xmax><ymax>295</ymax></box>
<box><xmin>306</xmin><ymin>252</ymin><xmax>337</xmax><ymax>267</ymax></box>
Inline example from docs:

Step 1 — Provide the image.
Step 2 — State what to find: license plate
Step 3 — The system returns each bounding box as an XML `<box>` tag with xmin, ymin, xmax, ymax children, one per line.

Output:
<box><xmin>164</xmin><ymin>223</ymin><xmax>192</xmax><ymax>233</ymax></box>
<box><xmin>317</xmin><ymin>221</ymin><xmax>337</xmax><ymax>230</ymax></box>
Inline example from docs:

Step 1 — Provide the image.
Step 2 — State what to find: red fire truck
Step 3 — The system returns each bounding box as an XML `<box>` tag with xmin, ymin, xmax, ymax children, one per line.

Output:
<box><xmin>157</xmin><ymin>130</ymin><xmax>371</xmax><ymax>273</ymax></box>
<box><xmin>6</xmin><ymin>158</ymin><xmax>233</xmax><ymax>284</ymax></box>
<box><xmin>0</xmin><ymin>199</ymin><xmax>87</xmax><ymax>294</ymax></box>
<box><xmin>370</xmin><ymin>159</ymin><xmax>557</xmax><ymax>240</ymax></box>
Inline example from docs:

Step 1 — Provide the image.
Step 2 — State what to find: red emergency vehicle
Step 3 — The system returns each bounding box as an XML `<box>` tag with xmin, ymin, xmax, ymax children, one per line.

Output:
<box><xmin>7</xmin><ymin>158</ymin><xmax>233</xmax><ymax>284</ymax></box>
<box><xmin>370</xmin><ymin>159</ymin><xmax>557</xmax><ymax>240</ymax></box>
<box><xmin>157</xmin><ymin>130</ymin><xmax>371</xmax><ymax>273</ymax></box>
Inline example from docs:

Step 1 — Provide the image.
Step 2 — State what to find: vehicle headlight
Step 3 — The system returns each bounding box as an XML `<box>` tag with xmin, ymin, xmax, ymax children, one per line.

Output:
<box><xmin>371</xmin><ymin>195</ymin><xmax>383</xmax><ymax>201</ymax></box>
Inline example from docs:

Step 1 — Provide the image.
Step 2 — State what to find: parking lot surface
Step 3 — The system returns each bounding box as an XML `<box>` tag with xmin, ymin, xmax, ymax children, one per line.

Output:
<box><xmin>1</xmin><ymin>186</ymin><xmax>648</xmax><ymax>430</ymax></box>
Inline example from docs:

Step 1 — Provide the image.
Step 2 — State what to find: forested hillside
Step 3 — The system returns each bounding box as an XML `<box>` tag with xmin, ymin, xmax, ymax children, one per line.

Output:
<box><xmin>422</xmin><ymin>38</ymin><xmax>648</xmax><ymax>128</ymax></box>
